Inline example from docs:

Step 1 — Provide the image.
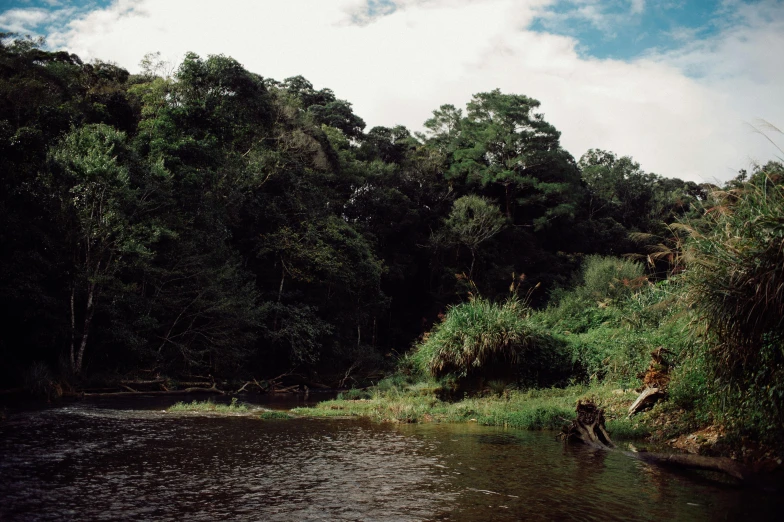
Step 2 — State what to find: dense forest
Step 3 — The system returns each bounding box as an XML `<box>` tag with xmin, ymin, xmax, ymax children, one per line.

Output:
<box><xmin>2</xmin><ymin>34</ymin><xmax>783</xmax><ymax>448</ymax></box>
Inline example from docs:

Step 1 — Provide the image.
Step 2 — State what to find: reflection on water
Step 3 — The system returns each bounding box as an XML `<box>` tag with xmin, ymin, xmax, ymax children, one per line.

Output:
<box><xmin>0</xmin><ymin>401</ymin><xmax>781</xmax><ymax>521</ymax></box>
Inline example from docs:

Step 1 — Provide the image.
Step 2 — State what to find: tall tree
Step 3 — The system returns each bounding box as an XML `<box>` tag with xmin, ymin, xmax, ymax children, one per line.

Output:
<box><xmin>425</xmin><ymin>90</ymin><xmax>582</xmax><ymax>230</ymax></box>
<box><xmin>48</xmin><ymin>124</ymin><xmax>158</xmax><ymax>374</ymax></box>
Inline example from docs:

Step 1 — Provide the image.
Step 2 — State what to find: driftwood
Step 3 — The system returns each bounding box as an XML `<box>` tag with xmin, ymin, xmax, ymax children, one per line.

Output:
<box><xmin>627</xmin><ymin>347</ymin><xmax>672</xmax><ymax>416</ymax></box>
<box><xmin>635</xmin><ymin>452</ymin><xmax>749</xmax><ymax>481</ymax></box>
<box><xmin>272</xmin><ymin>385</ymin><xmax>300</xmax><ymax>393</ymax></box>
<box><xmin>82</xmin><ymin>383</ymin><xmax>225</xmax><ymax>397</ymax></box>
<box><xmin>120</xmin><ymin>378</ymin><xmax>166</xmax><ymax>386</ymax></box>
<box><xmin>628</xmin><ymin>387</ymin><xmax>665</xmax><ymax>416</ymax></box>
<box><xmin>562</xmin><ymin>400</ymin><xmax>752</xmax><ymax>483</ymax></box>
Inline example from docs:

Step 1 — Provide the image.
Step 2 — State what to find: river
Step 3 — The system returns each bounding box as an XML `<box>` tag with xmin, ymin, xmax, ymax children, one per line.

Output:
<box><xmin>0</xmin><ymin>397</ymin><xmax>781</xmax><ymax>521</ymax></box>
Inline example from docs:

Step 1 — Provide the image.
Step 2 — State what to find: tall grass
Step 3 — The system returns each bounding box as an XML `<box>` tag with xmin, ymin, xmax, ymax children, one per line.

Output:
<box><xmin>167</xmin><ymin>398</ymin><xmax>249</xmax><ymax>413</ymax></box>
<box><xmin>407</xmin><ymin>295</ymin><xmax>569</xmax><ymax>387</ymax></box>
<box><xmin>296</xmin><ymin>383</ymin><xmax>649</xmax><ymax>437</ymax></box>
<box><xmin>681</xmin><ymin>173</ymin><xmax>784</xmax><ymax>443</ymax></box>
<box><xmin>684</xmin><ymin>177</ymin><xmax>784</xmax><ymax>372</ymax></box>
<box><xmin>409</xmin><ymin>296</ymin><xmax>532</xmax><ymax>377</ymax></box>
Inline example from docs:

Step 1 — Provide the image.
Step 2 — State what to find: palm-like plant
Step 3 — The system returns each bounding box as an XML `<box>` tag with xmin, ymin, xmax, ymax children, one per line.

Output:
<box><xmin>684</xmin><ymin>174</ymin><xmax>784</xmax><ymax>373</ymax></box>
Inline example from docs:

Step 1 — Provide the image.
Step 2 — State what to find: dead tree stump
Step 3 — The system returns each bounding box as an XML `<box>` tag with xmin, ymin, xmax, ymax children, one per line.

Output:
<box><xmin>561</xmin><ymin>400</ymin><xmax>615</xmax><ymax>449</ymax></box>
<box><xmin>561</xmin><ymin>399</ymin><xmax>753</xmax><ymax>483</ymax></box>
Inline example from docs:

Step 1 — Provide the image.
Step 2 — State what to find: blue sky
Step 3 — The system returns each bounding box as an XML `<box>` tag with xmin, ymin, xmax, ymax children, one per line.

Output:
<box><xmin>0</xmin><ymin>0</ymin><xmax>782</xmax><ymax>182</ymax></box>
<box><xmin>0</xmin><ymin>1</ymin><xmax>113</xmax><ymax>34</ymax></box>
<box><xmin>530</xmin><ymin>0</ymin><xmax>727</xmax><ymax>60</ymax></box>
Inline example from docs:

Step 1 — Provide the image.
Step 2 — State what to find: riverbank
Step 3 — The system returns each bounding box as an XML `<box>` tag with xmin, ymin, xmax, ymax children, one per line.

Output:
<box><xmin>292</xmin><ymin>383</ymin><xmax>654</xmax><ymax>440</ymax></box>
<box><xmin>291</xmin><ymin>382</ymin><xmax>784</xmax><ymax>472</ymax></box>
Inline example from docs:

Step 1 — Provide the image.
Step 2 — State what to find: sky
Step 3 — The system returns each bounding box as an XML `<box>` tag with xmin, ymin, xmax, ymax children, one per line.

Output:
<box><xmin>1</xmin><ymin>0</ymin><xmax>783</xmax><ymax>183</ymax></box>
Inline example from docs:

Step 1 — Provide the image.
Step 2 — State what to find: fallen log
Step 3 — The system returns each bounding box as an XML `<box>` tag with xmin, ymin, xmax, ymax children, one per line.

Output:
<box><xmin>82</xmin><ymin>384</ymin><xmax>225</xmax><ymax>397</ymax></box>
<box><xmin>271</xmin><ymin>384</ymin><xmax>300</xmax><ymax>393</ymax></box>
<box><xmin>120</xmin><ymin>378</ymin><xmax>165</xmax><ymax>386</ymax></box>
<box><xmin>562</xmin><ymin>400</ymin><xmax>752</xmax><ymax>483</ymax></box>
<box><xmin>236</xmin><ymin>378</ymin><xmax>267</xmax><ymax>394</ymax></box>
<box><xmin>628</xmin><ymin>387</ymin><xmax>665</xmax><ymax>416</ymax></box>
<box><xmin>636</xmin><ymin>452</ymin><xmax>749</xmax><ymax>481</ymax></box>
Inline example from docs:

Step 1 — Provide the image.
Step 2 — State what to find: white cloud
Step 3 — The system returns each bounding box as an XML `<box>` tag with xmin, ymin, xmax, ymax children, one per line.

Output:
<box><xmin>0</xmin><ymin>8</ymin><xmax>52</xmax><ymax>33</ymax></box>
<box><xmin>0</xmin><ymin>5</ymin><xmax>78</xmax><ymax>35</ymax></box>
<box><xmin>38</xmin><ymin>0</ymin><xmax>784</xmax><ymax>182</ymax></box>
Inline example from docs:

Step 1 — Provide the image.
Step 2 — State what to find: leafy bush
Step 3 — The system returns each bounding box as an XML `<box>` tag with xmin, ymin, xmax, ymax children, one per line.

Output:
<box><xmin>532</xmin><ymin>275</ymin><xmax>690</xmax><ymax>387</ymax></box>
<box><xmin>577</xmin><ymin>255</ymin><xmax>646</xmax><ymax>304</ymax></box>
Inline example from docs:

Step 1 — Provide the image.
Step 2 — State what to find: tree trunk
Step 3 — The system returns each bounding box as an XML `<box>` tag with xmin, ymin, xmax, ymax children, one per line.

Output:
<box><xmin>274</xmin><ymin>264</ymin><xmax>285</xmax><ymax>331</ymax></box>
<box><xmin>69</xmin><ymin>287</ymin><xmax>76</xmax><ymax>373</ymax></box>
<box><xmin>73</xmin><ymin>282</ymin><xmax>96</xmax><ymax>375</ymax></box>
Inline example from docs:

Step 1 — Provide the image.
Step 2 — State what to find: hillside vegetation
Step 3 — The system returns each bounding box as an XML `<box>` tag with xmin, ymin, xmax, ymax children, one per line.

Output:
<box><xmin>2</xmin><ymin>34</ymin><xmax>783</xmax><ymax>455</ymax></box>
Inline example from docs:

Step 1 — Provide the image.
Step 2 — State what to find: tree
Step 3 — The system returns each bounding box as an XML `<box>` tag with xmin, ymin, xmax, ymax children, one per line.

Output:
<box><xmin>48</xmin><ymin>124</ymin><xmax>158</xmax><ymax>374</ymax></box>
<box><xmin>282</xmin><ymin>75</ymin><xmax>365</xmax><ymax>139</ymax></box>
<box><xmin>425</xmin><ymin>90</ymin><xmax>581</xmax><ymax>229</ymax></box>
<box><xmin>579</xmin><ymin>149</ymin><xmax>658</xmax><ymax>230</ymax></box>
<box><xmin>436</xmin><ymin>195</ymin><xmax>507</xmax><ymax>280</ymax></box>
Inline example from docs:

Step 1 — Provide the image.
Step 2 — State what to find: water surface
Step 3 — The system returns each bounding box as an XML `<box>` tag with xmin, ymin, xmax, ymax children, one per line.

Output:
<box><xmin>0</xmin><ymin>400</ymin><xmax>780</xmax><ymax>521</ymax></box>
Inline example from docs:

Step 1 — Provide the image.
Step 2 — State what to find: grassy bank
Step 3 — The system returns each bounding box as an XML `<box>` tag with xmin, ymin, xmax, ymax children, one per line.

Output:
<box><xmin>167</xmin><ymin>398</ymin><xmax>251</xmax><ymax>414</ymax></box>
<box><xmin>166</xmin><ymin>398</ymin><xmax>293</xmax><ymax>419</ymax></box>
<box><xmin>293</xmin><ymin>382</ymin><xmax>652</xmax><ymax>439</ymax></box>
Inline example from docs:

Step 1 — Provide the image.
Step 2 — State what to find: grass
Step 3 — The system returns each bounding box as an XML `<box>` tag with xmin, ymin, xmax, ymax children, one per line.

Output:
<box><xmin>408</xmin><ymin>295</ymin><xmax>535</xmax><ymax>378</ymax></box>
<box><xmin>165</xmin><ymin>398</ymin><xmax>295</xmax><ymax>420</ymax></box>
<box><xmin>258</xmin><ymin>410</ymin><xmax>292</xmax><ymax>420</ymax></box>
<box><xmin>294</xmin><ymin>383</ymin><xmax>652</xmax><ymax>439</ymax></box>
<box><xmin>167</xmin><ymin>397</ymin><xmax>250</xmax><ymax>414</ymax></box>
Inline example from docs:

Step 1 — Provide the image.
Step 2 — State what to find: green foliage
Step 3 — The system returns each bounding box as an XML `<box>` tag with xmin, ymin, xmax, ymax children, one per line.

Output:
<box><xmin>684</xmin><ymin>176</ymin><xmax>784</xmax><ymax>374</ymax></box>
<box><xmin>425</xmin><ymin>90</ymin><xmax>582</xmax><ymax>231</ymax></box>
<box><xmin>299</xmin><ymin>383</ymin><xmax>644</xmax><ymax>435</ymax></box>
<box><xmin>167</xmin><ymin>398</ymin><xmax>249</xmax><ymax>413</ymax></box>
<box><xmin>258</xmin><ymin>410</ymin><xmax>292</xmax><ymax>420</ymax></box>
<box><xmin>338</xmin><ymin>388</ymin><xmax>373</xmax><ymax>400</ymax></box>
<box><xmin>408</xmin><ymin>296</ymin><xmax>571</xmax><ymax>388</ymax></box>
<box><xmin>440</xmin><ymin>195</ymin><xmax>507</xmax><ymax>250</ymax></box>
<box><xmin>434</xmin><ymin>195</ymin><xmax>507</xmax><ymax>279</ymax></box>
<box><xmin>577</xmin><ymin>255</ymin><xmax>646</xmax><ymax>304</ymax></box>
<box><xmin>533</xmin><ymin>269</ymin><xmax>690</xmax><ymax>386</ymax></box>
<box><xmin>409</xmin><ymin>296</ymin><xmax>531</xmax><ymax>377</ymax></box>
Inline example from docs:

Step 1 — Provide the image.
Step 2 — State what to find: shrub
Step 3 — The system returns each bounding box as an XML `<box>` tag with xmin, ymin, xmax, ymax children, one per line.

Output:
<box><xmin>577</xmin><ymin>255</ymin><xmax>646</xmax><ymax>304</ymax></box>
<box><xmin>23</xmin><ymin>362</ymin><xmax>61</xmax><ymax>399</ymax></box>
<box><xmin>408</xmin><ymin>296</ymin><xmax>571</xmax><ymax>388</ymax></box>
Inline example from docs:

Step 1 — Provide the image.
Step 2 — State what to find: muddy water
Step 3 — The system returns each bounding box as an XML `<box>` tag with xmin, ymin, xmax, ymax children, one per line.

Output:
<box><xmin>0</xmin><ymin>399</ymin><xmax>781</xmax><ymax>521</ymax></box>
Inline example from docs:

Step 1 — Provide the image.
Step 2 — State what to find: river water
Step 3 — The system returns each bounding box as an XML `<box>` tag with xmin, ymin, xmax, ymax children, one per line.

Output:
<box><xmin>0</xmin><ymin>397</ymin><xmax>781</xmax><ymax>521</ymax></box>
